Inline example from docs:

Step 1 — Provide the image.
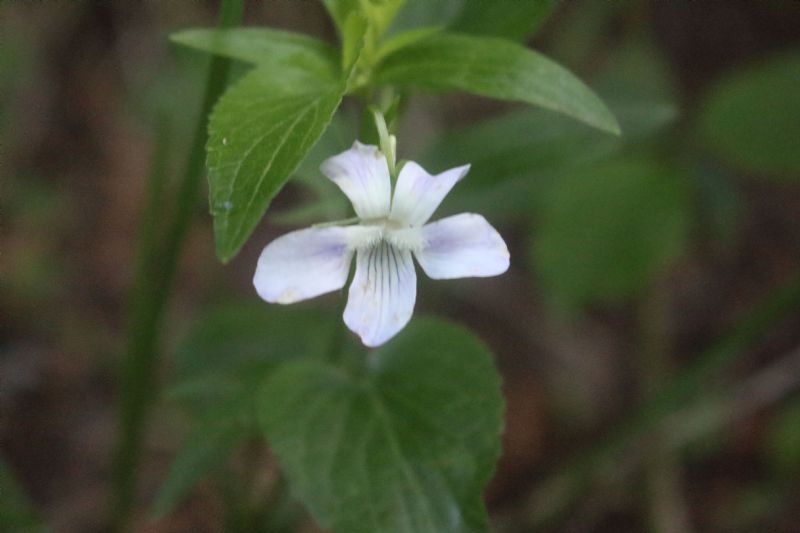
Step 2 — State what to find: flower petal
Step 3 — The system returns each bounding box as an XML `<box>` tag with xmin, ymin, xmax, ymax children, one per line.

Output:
<box><xmin>254</xmin><ymin>227</ymin><xmax>353</xmax><ymax>304</ymax></box>
<box><xmin>415</xmin><ymin>213</ymin><xmax>510</xmax><ymax>279</ymax></box>
<box><xmin>320</xmin><ymin>141</ymin><xmax>391</xmax><ymax>219</ymax></box>
<box><xmin>344</xmin><ymin>241</ymin><xmax>416</xmax><ymax>347</ymax></box>
<box><xmin>390</xmin><ymin>161</ymin><xmax>470</xmax><ymax>227</ymax></box>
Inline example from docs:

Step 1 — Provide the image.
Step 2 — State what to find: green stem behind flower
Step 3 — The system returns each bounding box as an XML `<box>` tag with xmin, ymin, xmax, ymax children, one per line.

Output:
<box><xmin>370</xmin><ymin>106</ymin><xmax>396</xmax><ymax>174</ymax></box>
<box><xmin>110</xmin><ymin>1</ymin><xmax>244</xmax><ymax>529</ymax></box>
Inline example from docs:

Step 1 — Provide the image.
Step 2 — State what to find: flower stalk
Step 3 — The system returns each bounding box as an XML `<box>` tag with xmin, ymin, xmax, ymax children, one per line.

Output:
<box><xmin>370</xmin><ymin>106</ymin><xmax>397</xmax><ymax>178</ymax></box>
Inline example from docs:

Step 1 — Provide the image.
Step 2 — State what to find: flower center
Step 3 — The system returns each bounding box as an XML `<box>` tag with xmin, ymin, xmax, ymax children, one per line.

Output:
<box><xmin>346</xmin><ymin>219</ymin><xmax>423</xmax><ymax>253</ymax></box>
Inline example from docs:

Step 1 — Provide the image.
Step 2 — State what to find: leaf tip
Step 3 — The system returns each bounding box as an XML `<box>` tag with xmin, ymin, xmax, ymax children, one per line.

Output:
<box><xmin>168</xmin><ymin>30</ymin><xmax>188</xmax><ymax>45</ymax></box>
<box><xmin>598</xmin><ymin>109</ymin><xmax>622</xmax><ymax>136</ymax></box>
<box><xmin>215</xmin><ymin>245</ymin><xmax>235</xmax><ymax>265</ymax></box>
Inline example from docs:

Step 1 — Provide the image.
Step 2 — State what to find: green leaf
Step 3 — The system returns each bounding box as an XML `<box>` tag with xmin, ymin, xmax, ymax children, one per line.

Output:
<box><xmin>152</xmin><ymin>413</ymin><xmax>248</xmax><ymax>517</ymax></box>
<box><xmin>322</xmin><ymin>0</ymin><xmax>359</xmax><ymax>35</ymax></box>
<box><xmin>698</xmin><ymin>50</ymin><xmax>800</xmax><ymax>179</ymax></box>
<box><xmin>592</xmin><ymin>40</ymin><xmax>677</xmax><ymax>105</ymax></box>
<box><xmin>170</xmin><ymin>303</ymin><xmax>336</xmax><ymax>407</ymax></box>
<box><xmin>365</xmin><ymin>0</ymin><xmax>406</xmax><ymax>40</ymax></box>
<box><xmin>531</xmin><ymin>153</ymin><xmax>689</xmax><ymax>312</ymax></box>
<box><xmin>325</xmin><ymin>0</ymin><xmax>403</xmax><ymax>41</ymax></box>
<box><xmin>376</xmin><ymin>26</ymin><xmax>444</xmax><ymax>63</ymax></box>
<box><xmin>450</xmin><ymin>0</ymin><xmax>556</xmax><ymax>42</ymax></box>
<box><xmin>271</xmin><ymin>114</ymin><xmax>355</xmax><ymax>225</ymax></box>
<box><xmin>170</xmin><ymin>28</ymin><xmax>339</xmax><ymax>77</ymax></box>
<box><xmin>414</xmin><ymin>39</ymin><xmax>677</xmax><ymax>224</ymax></box>
<box><xmin>390</xmin><ymin>0</ymin><xmax>554</xmax><ymax>41</ymax></box>
<box><xmin>341</xmin><ymin>10</ymin><xmax>369</xmax><ymax>72</ymax></box>
<box><xmin>691</xmin><ymin>163</ymin><xmax>742</xmax><ymax>249</ymax></box>
<box><xmin>389</xmin><ymin>0</ymin><xmax>463</xmax><ymax>34</ymax></box>
<box><xmin>259</xmin><ymin>318</ymin><xmax>504</xmax><ymax>533</ymax></box>
<box><xmin>158</xmin><ymin>303</ymin><xmax>340</xmax><ymax>515</ymax></box>
<box><xmin>419</xmin><ymin>99</ymin><xmax>675</xmax><ymax>223</ymax></box>
<box><xmin>390</xmin><ymin>0</ymin><xmax>553</xmax><ymax>41</ymax></box>
<box><xmin>324</xmin><ymin>0</ymin><xmax>402</xmax><ymax>71</ymax></box>
<box><xmin>292</xmin><ymin>112</ymin><xmax>357</xmax><ymax>183</ymax></box>
<box><xmin>374</xmin><ymin>32</ymin><xmax>620</xmax><ymax>134</ymax></box>
<box><xmin>207</xmin><ymin>67</ymin><xmax>346</xmax><ymax>261</ymax></box>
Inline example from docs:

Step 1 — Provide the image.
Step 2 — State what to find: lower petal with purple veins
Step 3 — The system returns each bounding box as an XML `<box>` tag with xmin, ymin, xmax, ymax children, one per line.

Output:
<box><xmin>343</xmin><ymin>241</ymin><xmax>417</xmax><ymax>347</ymax></box>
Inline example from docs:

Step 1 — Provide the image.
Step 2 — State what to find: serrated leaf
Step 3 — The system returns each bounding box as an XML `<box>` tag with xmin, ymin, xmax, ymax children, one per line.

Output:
<box><xmin>292</xmin><ymin>112</ymin><xmax>357</xmax><ymax>183</ymax></box>
<box><xmin>170</xmin><ymin>28</ymin><xmax>339</xmax><ymax>77</ymax></box>
<box><xmin>531</xmin><ymin>154</ymin><xmax>689</xmax><ymax>312</ymax></box>
<box><xmin>374</xmin><ymin>32</ymin><xmax>619</xmax><ymax>134</ymax></box>
<box><xmin>158</xmin><ymin>304</ymin><xmax>340</xmax><ymax>515</ymax></box>
<box><xmin>207</xmin><ymin>67</ymin><xmax>346</xmax><ymax>261</ymax></box>
<box><xmin>259</xmin><ymin>318</ymin><xmax>504</xmax><ymax>533</ymax></box>
<box><xmin>699</xmin><ymin>50</ymin><xmax>800</xmax><ymax>179</ymax></box>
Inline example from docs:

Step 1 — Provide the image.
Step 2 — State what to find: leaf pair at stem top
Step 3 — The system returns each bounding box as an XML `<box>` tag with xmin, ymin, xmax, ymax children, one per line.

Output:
<box><xmin>171</xmin><ymin>0</ymin><xmax>620</xmax><ymax>263</ymax></box>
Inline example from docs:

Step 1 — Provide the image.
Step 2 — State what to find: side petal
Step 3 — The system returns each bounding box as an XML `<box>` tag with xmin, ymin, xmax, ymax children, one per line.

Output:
<box><xmin>254</xmin><ymin>226</ymin><xmax>353</xmax><ymax>304</ymax></box>
<box><xmin>415</xmin><ymin>213</ymin><xmax>510</xmax><ymax>279</ymax></box>
<box><xmin>390</xmin><ymin>161</ymin><xmax>470</xmax><ymax>227</ymax></box>
<box><xmin>320</xmin><ymin>141</ymin><xmax>391</xmax><ymax>220</ymax></box>
<box><xmin>344</xmin><ymin>242</ymin><xmax>417</xmax><ymax>347</ymax></box>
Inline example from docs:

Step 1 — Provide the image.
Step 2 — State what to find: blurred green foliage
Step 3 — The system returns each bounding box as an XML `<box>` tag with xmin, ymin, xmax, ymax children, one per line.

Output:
<box><xmin>160</xmin><ymin>306</ymin><xmax>503</xmax><ymax>532</ymax></box>
<box><xmin>156</xmin><ymin>304</ymin><xmax>338</xmax><ymax>515</ymax></box>
<box><xmin>0</xmin><ymin>460</ymin><xmax>48</xmax><ymax>533</ymax></box>
<box><xmin>169</xmin><ymin>304</ymin><xmax>336</xmax><ymax>410</ymax></box>
<box><xmin>389</xmin><ymin>0</ymin><xmax>555</xmax><ymax>40</ymax></box>
<box><xmin>532</xmin><ymin>153</ymin><xmax>689</xmax><ymax>312</ymax></box>
<box><xmin>766</xmin><ymin>397</ymin><xmax>800</xmax><ymax>476</ymax></box>
<box><xmin>699</xmin><ymin>50</ymin><xmax>800</xmax><ymax>179</ymax></box>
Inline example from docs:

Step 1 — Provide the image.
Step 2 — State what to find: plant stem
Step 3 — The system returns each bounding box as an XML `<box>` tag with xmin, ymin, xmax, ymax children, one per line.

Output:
<box><xmin>111</xmin><ymin>1</ymin><xmax>243</xmax><ymax>529</ymax></box>
<box><xmin>369</xmin><ymin>106</ymin><xmax>396</xmax><ymax>177</ymax></box>
<box><xmin>638</xmin><ymin>282</ymin><xmax>692</xmax><ymax>533</ymax></box>
<box><xmin>111</xmin><ymin>117</ymin><xmax>172</xmax><ymax>530</ymax></box>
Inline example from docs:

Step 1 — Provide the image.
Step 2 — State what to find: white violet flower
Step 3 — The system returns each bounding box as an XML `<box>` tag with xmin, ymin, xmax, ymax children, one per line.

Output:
<box><xmin>253</xmin><ymin>141</ymin><xmax>510</xmax><ymax>347</ymax></box>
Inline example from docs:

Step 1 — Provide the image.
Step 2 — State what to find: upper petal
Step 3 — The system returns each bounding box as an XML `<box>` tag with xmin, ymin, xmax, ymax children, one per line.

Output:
<box><xmin>415</xmin><ymin>213</ymin><xmax>510</xmax><ymax>279</ymax></box>
<box><xmin>344</xmin><ymin>241</ymin><xmax>417</xmax><ymax>347</ymax></box>
<box><xmin>254</xmin><ymin>226</ymin><xmax>354</xmax><ymax>304</ymax></box>
<box><xmin>390</xmin><ymin>161</ymin><xmax>470</xmax><ymax>227</ymax></box>
<box><xmin>320</xmin><ymin>141</ymin><xmax>391</xmax><ymax>220</ymax></box>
